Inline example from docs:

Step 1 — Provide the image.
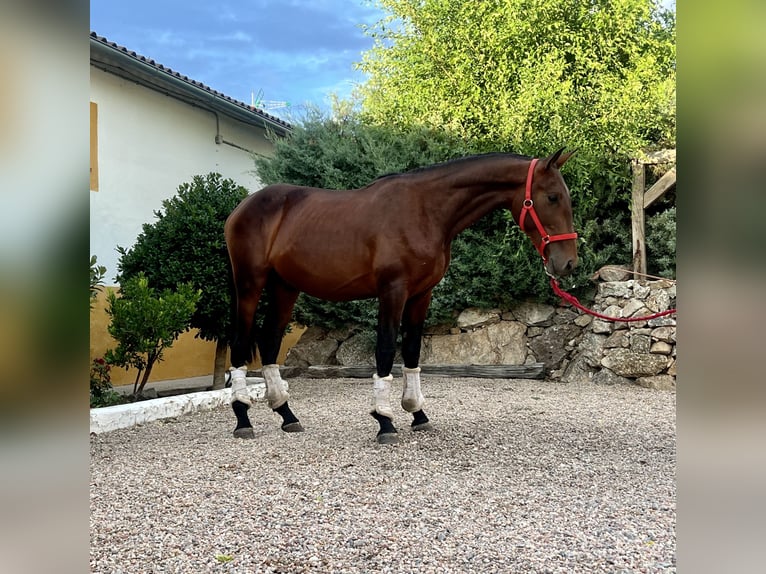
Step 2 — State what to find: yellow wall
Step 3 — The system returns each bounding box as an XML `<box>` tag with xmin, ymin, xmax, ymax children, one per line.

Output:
<box><xmin>90</xmin><ymin>288</ymin><xmax>306</xmax><ymax>386</ymax></box>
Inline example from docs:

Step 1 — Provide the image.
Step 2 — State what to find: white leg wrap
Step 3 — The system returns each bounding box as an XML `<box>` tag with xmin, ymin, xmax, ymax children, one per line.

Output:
<box><xmin>229</xmin><ymin>367</ymin><xmax>251</xmax><ymax>406</ymax></box>
<box><xmin>371</xmin><ymin>374</ymin><xmax>395</xmax><ymax>419</ymax></box>
<box><xmin>401</xmin><ymin>366</ymin><xmax>425</xmax><ymax>413</ymax></box>
<box><xmin>262</xmin><ymin>364</ymin><xmax>289</xmax><ymax>410</ymax></box>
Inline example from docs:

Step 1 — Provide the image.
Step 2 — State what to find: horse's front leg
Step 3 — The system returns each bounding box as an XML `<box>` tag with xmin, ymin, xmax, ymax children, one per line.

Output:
<box><xmin>401</xmin><ymin>291</ymin><xmax>433</xmax><ymax>432</ymax></box>
<box><xmin>371</xmin><ymin>290</ymin><xmax>405</xmax><ymax>444</ymax></box>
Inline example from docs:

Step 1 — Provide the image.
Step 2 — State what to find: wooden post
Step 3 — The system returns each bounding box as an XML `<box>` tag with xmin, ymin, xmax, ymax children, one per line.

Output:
<box><xmin>631</xmin><ymin>160</ymin><xmax>646</xmax><ymax>278</ymax></box>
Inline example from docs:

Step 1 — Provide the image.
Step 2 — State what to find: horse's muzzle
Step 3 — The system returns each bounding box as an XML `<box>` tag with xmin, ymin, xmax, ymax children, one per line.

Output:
<box><xmin>546</xmin><ymin>255</ymin><xmax>578</xmax><ymax>278</ymax></box>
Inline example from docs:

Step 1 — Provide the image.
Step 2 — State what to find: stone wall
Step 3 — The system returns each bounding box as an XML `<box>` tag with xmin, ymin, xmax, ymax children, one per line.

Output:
<box><xmin>559</xmin><ymin>279</ymin><xmax>676</xmax><ymax>389</ymax></box>
<box><xmin>285</xmin><ymin>278</ymin><xmax>676</xmax><ymax>389</ymax></box>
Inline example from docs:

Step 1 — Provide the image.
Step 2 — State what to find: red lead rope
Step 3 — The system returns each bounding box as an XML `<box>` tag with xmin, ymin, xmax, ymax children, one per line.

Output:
<box><xmin>549</xmin><ymin>277</ymin><xmax>677</xmax><ymax>323</ymax></box>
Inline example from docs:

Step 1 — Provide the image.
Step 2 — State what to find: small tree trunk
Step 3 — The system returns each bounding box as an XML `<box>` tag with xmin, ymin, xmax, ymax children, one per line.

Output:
<box><xmin>211</xmin><ymin>339</ymin><xmax>229</xmax><ymax>390</ymax></box>
<box><xmin>136</xmin><ymin>355</ymin><xmax>156</xmax><ymax>397</ymax></box>
<box><xmin>132</xmin><ymin>368</ymin><xmax>143</xmax><ymax>396</ymax></box>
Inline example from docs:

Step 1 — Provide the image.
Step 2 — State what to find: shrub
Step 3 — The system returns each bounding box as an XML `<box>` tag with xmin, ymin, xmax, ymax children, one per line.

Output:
<box><xmin>104</xmin><ymin>273</ymin><xmax>200</xmax><ymax>397</ymax></box>
<box><xmin>90</xmin><ymin>255</ymin><xmax>107</xmax><ymax>309</ymax></box>
<box><xmin>89</xmin><ymin>357</ymin><xmax>126</xmax><ymax>408</ymax></box>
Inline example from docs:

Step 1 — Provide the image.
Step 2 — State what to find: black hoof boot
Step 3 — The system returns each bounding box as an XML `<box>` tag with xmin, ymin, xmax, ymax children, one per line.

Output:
<box><xmin>232</xmin><ymin>400</ymin><xmax>255</xmax><ymax>439</ymax></box>
<box><xmin>411</xmin><ymin>409</ymin><xmax>433</xmax><ymax>432</ymax></box>
<box><xmin>371</xmin><ymin>411</ymin><xmax>399</xmax><ymax>444</ymax></box>
<box><xmin>274</xmin><ymin>402</ymin><xmax>304</xmax><ymax>433</ymax></box>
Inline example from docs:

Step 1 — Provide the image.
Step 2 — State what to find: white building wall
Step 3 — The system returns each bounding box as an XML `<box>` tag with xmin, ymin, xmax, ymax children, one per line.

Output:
<box><xmin>90</xmin><ymin>66</ymin><xmax>274</xmax><ymax>284</ymax></box>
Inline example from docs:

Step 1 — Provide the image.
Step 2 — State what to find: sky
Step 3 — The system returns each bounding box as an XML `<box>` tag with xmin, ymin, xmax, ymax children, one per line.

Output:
<box><xmin>91</xmin><ymin>0</ymin><xmax>676</xmax><ymax>121</ymax></box>
<box><xmin>90</xmin><ymin>0</ymin><xmax>386</xmax><ymax>119</ymax></box>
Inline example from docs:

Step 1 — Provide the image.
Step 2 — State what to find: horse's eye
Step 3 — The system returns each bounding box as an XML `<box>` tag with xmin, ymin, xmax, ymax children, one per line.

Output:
<box><xmin>548</xmin><ymin>194</ymin><xmax>559</xmax><ymax>203</ymax></box>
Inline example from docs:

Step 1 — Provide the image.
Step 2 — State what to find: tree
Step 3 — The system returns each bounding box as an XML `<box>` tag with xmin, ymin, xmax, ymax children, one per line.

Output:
<box><xmin>116</xmin><ymin>173</ymin><xmax>250</xmax><ymax>388</ymax></box>
<box><xmin>256</xmin><ymin>105</ymin><xmax>475</xmax><ymax>190</ymax></box>
<box><xmin>359</xmin><ymin>0</ymin><xmax>675</xmax><ymax>158</ymax></box>
<box><xmin>104</xmin><ymin>273</ymin><xmax>200</xmax><ymax>397</ymax></box>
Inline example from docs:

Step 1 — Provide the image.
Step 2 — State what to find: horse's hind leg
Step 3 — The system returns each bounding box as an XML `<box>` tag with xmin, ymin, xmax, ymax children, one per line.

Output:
<box><xmin>401</xmin><ymin>291</ymin><xmax>433</xmax><ymax>432</ymax></box>
<box><xmin>229</xmin><ymin>277</ymin><xmax>265</xmax><ymax>439</ymax></box>
<box><xmin>257</xmin><ymin>274</ymin><xmax>303</xmax><ymax>433</ymax></box>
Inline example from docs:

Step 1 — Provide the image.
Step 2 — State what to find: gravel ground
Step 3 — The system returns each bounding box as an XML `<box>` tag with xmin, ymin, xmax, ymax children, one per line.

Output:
<box><xmin>90</xmin><ymin>377</ymin><xmax>676</xmax><ymax>574</ymax></box>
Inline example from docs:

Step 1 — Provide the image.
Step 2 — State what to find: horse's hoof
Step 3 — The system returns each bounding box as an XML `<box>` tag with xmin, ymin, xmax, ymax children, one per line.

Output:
<box><xmin>233</xmin><ymin>427</ymin><xmax>255</xmax><ymax>439</ymax></box>
<box><xmin>411</xmin><ymin>421</ymin><xmax>433</xmax><ymax>432</ymax></box>
<box><xmin>377</xmin><ymin>432</ymin><xmax>399</xmax><ymax>445</ymax></box>
<box><xmin>281</xmin><ymin>421</ymin><xmax>305</xmax><ymax>433</ymax></box>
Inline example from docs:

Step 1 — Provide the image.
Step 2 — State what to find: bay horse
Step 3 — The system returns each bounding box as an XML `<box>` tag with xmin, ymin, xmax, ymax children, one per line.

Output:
<box><xmin>224</xmin><ymin>149</ymin><xmax>578</xmax><ymax>443</ymax></box>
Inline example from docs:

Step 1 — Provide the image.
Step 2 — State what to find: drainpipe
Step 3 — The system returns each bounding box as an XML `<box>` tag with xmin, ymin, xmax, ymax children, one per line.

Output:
<box><xmin>211</xmin><ymin>111</ymin><xmax>266</xmax><ymax>157</ymax></box>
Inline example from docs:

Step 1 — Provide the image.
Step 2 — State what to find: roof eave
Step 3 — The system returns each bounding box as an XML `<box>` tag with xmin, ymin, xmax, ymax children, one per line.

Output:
<box><xmin>89</xmin><ymin>34</ymin><xmax>291</xmax><ymax>137</ymax></box>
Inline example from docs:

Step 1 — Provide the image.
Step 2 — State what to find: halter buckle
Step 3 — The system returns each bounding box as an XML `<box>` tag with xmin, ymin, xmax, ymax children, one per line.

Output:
<box><xmin>523</xmin><ymin>199</ymin><xmax>534</xmax><ymax>208</ymax></box>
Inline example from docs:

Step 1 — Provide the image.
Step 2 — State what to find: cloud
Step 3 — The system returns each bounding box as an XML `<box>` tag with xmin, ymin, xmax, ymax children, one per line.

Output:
<box><xmin>211</xmin><ymin>31</ymin><xmax>253</xmax><ymax>43</ymax></box>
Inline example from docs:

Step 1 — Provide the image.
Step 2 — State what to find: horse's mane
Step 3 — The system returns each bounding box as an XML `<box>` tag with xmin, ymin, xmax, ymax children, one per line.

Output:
<box><xmin>372</xmin><ymin>152</ymin><xmax>532</xmax><ymax>182</ymax></box>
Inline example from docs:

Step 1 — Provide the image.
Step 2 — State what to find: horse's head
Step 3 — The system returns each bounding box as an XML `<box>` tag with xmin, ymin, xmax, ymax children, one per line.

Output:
<box><xmin>515</xmin><ymin>148</ymin><xmax>579</xmax><ymax>277</ymax></box>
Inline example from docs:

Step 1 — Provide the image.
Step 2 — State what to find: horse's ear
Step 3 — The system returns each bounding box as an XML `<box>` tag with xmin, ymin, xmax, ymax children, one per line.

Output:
<box><xmin>545</xmin><ymin>148</ymin><xmax>576</xmax><ymax>170</ymax></box>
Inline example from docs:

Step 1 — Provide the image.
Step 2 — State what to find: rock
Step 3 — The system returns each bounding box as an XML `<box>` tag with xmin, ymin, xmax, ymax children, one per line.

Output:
<box><xmin>511</xmin><ymin>302</ymin><xmax>555</xmax><ymax>326</ymax></box>
<box><xmin>650</xmin><ymin>341</ymin><xmax>673</xmax><ymax>355</ymax></box>
<box><xmin>592</xmin><ymin>368</ymin><xmax>632</xmax><ymax>385</ymax></box>
<box><xmin>635</xmin><ymin>375</ymin><xmax>676</xmax><ymax>390</ymax></box>
<box><xmin>648</xmin><ymin>316</ymin><xmax>676</xmax><ymax>327</ymax></box>
<box><xmin>422</xmin><ymin>321</ymin><xmax>526</xmax><ymax>365</ymax></box>
<box><xmin>285</xmin><ymin>328</ymin><xmax>339</xmax><ymax>367</ymax></box>
<box><xmin>553</xmin><ymin>308</ymin><xmax>578</xmax><ymax>325</ymax></box>
<box><xmin>527</xmin><ymin>326</ymin><xmax>545</xmax><ymax>337</ymax></box>
<box><xmin>592</xmin><ymin>319</ymin><xmax>613</xmax><ymax>334</ymax></box>
<box><xmin>574</xmin><ymin>314</ymin><xmax>592</xmax><ymax>327</ymax></box>
<box><xmin>484</xmin><ymin>321</ymin><xmax>528</xmax><ymax>363</ymax></box>
<box><xmin>629</xmin><ymin>334</ymin><xmax>652</xmax><ymax>354</ymax></box>
<box><xmin>577</xmin><ymin>332</ymin><xmax>607</xmax><ymax>368</ymax></box>
<box><xmin>602</xmin><ymin>304</ymin><xmax>625</xmax><ymax>319</ymax></box>
<box><xmin>648</xmin><ymin>279</ymin><xmax>675</xmax><ymax>290</ymax></box>
<box><xmin>294</xmin><ymin>325</ymin><xmax>330</xmax><ymax>343</ymax></box>
<box><xmin>645</xmin><ymin>289</ymin><xmax>671</xmax><ymax>312</ymax></box>
<box><xmin>622</xmin><ymin>298</ymin><xmax>647</xmax><ymax>318</ymax></box>
<box><xmin>600</xmin><ymin>349</ymin><xmax>668</xmax><ymax>377</ymax></box>
<box><xmin>633</xmin><ymin>282</ymin><xmax>651</xmax><ymax>298</ymax></box>
<box><xmin>604</xmin><ymin>331</ymin><xmax>626</xmax><ymax>349</ymax></box>
<box><xmin>561</xmin><ymin>355</ymin><xmax>595</xmax><ymax>383</ymax></box>
<box><xmin>336</xmin><ymin>332</ymin><xmax>376</xmax><ymax>366</ymax></box>
<box><xmin>598</xmin><ymin>282</ymin><xmax>632</xmax><ymax>299</ymax></box>
<box><xmin>456</xmin><ymin>308</ymin><xmax>501</xmax><ymax>329</ymax></box>
<box><xmin>326</xmin><ymin>325</ymin><xmax>359</xmax><ymax>341</ymax></box>
<box><xmin>651</xmin><ymin>326</ymin><xmax>676</xmax><ymax>343</ymax></box>
<box><xmin>594</xmin><ymin>266</ymin><xmax>631</xmax><ymax>282</ymax></box>
<box><xmin>528</xmin><ymin>324</ymin><xmax>581</xmax><ymax>370</ymax></box>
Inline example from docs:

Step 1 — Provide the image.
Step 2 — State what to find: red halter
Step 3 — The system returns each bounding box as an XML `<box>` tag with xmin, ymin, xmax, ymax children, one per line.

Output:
<box><xmin>519</xmin><ymin>158</ymin><xmax>578</xmax><ymax>262</ymax></box>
